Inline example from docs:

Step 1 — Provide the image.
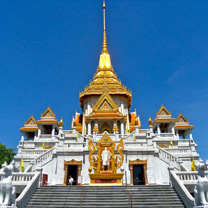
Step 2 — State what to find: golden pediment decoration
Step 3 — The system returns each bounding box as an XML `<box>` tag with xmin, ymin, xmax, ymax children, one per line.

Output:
<box><xmin>88</xmin><ymin>132</ymin><xmax>124</xmax><ymax>174</ymax></box>
<box><xmin>176</xmin><ymin>113</ymin><xmax>189</xmax><ymax>123</ymax></box>
<box><xmin>156</xmin><ymin>104</ymin><xmax>171</xmax><ymax>116</ymax></box>
<box><xmin>41</xmin><ymin>106</ymin><xmax>56</xmax><ymax>118</ymax></box>
<box><xmin>64</xmin><ymin>159</ymin><xmax>82</xmax><ymax>166</ymax></box>
<box><xmin>93</xmin><ymin>91</ymin><xmax>118</xmax><ymax>113</ymax></box>
<box><xmin>129</xmin><ymin>158</ymin><xmax>147</xmax><ymax>166</ymax></box>
<box><xmin>24</xmin><ymin>115</ymin><xmax>37</xmax><ymax>126</ymax></box>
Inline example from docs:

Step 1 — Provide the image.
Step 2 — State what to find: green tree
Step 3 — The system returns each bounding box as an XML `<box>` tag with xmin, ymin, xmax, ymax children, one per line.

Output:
<box><xmin>0</xmin><ymin>143</ymin><xmax>16</xmax><ymax>168</ymax></box>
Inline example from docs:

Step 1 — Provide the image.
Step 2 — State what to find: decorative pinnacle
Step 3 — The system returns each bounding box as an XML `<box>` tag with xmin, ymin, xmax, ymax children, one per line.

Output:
<box><xmin>102</xmin><ymin>0</ymin><xmax>108</xmax><ymax>54</ymax></box>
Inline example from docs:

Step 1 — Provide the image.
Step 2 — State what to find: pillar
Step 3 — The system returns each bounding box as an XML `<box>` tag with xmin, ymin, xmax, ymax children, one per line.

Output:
<box><xmin>121</xmin><ymin>121</ymin><xmax>124</xmax><ymax>136</ymax></box>
<box><xmin>38</xmin><ymin>126</ymin><xmax>41</xmax><ymax>136</ymax></box>
<box><xmin>157</xmin><ymin>124</ymin><xmax>161</xmax><ymax>135</ymax></box>
<box><xmin>190</xmin><ymin>133</ymin><xmax>193</xmax><ymax>140</ymax></box>
<box><xmin>52</xmin><ymin>125</ymin><xmax>55</xmax><ymax>136</ymax></box>
<box><xmin>176</xmin><ymin>129</ymin><xmax>179</xmax><ymax>138</ymax></box>
<box><xmin>88</xmin><ymin>122</ymin><xmax>91</xmax><ymax>135</ymax></box>
<box><xmin>21</xmin><ymin>132</ymin><xmax>25</xmax><ymax>141</ymax></box>
<box><xmin>171</xmin><ymin>124</ymin><xmax>175</xmax><ymax>135</ymax></box>
<box><xmin>130</xmin><ymin>165</ymin><xmax>133</xmax><ymax>185</ymax></box>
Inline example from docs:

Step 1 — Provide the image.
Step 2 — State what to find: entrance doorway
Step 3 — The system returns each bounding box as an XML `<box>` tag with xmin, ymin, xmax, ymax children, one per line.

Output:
<box><xmin>133</xmin><ymin>165</ymin><xmax>145</xmax><ymax>185</ymax></box>
<box><xmin>63</xmin><ymin>160</ymin><xmax>82</xmax><ymax>186</ymax></box>
<box><xmin>67</xmin><ymin>165</ymin><xmax>78</xmax><ymax>185</ymax></box>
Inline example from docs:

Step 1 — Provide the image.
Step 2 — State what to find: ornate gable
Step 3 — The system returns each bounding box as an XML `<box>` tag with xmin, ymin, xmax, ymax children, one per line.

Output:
<box><xmin>156</xmin><ymin>105</ymin><xmax>171</xmax><ymax>116</ymax></box>
<box><xmin>93</xmin><ymin>91</ymin><xmax>118</xmax><ymax>113</ymax></box>
<box><xmin>176</xmin><ymin>113</ymin><xmax>189</xmax><ymax>123</ymax></box>
<box><xmin>24</xmin><ymin>115</ymin><xmax>37</xmax><ymax>126</ymax></box>
<box><xmin>41</xmin><ymin>106</ymin><xmax>56</xmax><ymax>119</ymax></box>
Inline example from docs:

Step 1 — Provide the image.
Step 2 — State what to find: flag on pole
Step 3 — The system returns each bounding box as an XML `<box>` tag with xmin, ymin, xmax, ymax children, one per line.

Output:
<box><xmin>170</xmin><ymin>140</ymin><xmax>173</xmax><ymax>148</ymax></box>
<box><xmin>76</xmin><ymin>134</ymin><xmax>79</xmax><ymax>139</ymax></box>
<box><xmin>42</xmin><ymin>142</ymin><xmax>45</xmax><ymax>149</ymax></box>
<box><xmin>134</xmin><ymin>135</ymin><xmax>136</xmax><ymax>141</ymax></box>
<box><xmin>191</xmin><ymin>158</ymin><xmax>197</xmax><ymax>171</ymax></box>
<box><xmin>20</xmin><ymin>158</ymin><xmax>25</xmax><ymax>172</ymax></box>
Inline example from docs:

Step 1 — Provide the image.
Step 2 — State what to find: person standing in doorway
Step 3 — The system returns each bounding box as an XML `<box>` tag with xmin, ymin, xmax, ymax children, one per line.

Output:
<box><xmin>69</xmin><ymin>175</ymin><xmax>74</xmax><ymax>185</ymax></box>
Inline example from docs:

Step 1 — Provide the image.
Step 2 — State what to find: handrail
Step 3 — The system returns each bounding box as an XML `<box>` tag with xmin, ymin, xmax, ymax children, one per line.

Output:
<box><xmin>170</xmin><ymin>171</ymin><xmax>195</xmax><ymax>208</ymax></box>
<box><xmin>15</xmin><ymin>171</ymin><xmax>41</xmax><ymax>208</ymax></box>
<box><xmin>0</xmin><ymin>172</ymin><xmax>35</xmax><ymax>182</ymax></box>
<box><xmin>157</xmin><ymin>146</ymin><xmax>180</xmax><ymax>170</ymax></box>
<box><xmin>33</xmin><ymin>147</ymin><xmax>54</xmax><ymax>166</ymax></box>
<box><xmin>124</xmin><ymin>131</ymin><xmax>136</xmax><ymax>141</ymax></box>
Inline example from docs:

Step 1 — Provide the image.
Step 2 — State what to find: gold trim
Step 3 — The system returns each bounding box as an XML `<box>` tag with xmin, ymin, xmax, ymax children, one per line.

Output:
<box><xmin>41</xmin><ymin>106</ymin><xmax>56</xmax><ymax>118</ymax></box>
<box><xmin>63</xmin><ymin>159</ymin><xmax>82</xmax><ymax>186</ymax></box>
<box><xmin>24</xmin><ymin>115</ymin><xmax>37</xmax><ymax>125</ymax></box>
<box><xmin>175</xmin><ymin>113</ymin><xmax>189</xmax><ymax>123</ymax></box>
<box><xmin>156</xmin><ymin>104</ymin><xmax>171</xmax><ymax>116</ymax></box>
<box><xmin>92</xmin><ymin>91</ymin><xmax>119</xmax><ymax>113</ymax></box>
<box><xmin>129</xmin><ymin>158</ymin><xmax>148</xmax><ymax>185</ymax></box>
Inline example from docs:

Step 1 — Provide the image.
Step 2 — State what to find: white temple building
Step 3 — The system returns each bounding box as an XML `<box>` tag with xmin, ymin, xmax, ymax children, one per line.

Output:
<box><xmin>1</xmin><ymin>1</ymin><xmax>206</xmax><ymax>208</ymax></box>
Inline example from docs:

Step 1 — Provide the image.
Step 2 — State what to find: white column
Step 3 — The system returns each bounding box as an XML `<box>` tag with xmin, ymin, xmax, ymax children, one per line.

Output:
<box><xmin>157</xmin><ymin>124</ymin><xmax>161</xmax><ymax>135</ymax></box>
<box><xmin>176</xmin><ymin>129</ymin><xmax>179</xmax><ymax>138</ymax></box>
<box><xmin>88</xmin><ymin>122</ymin><xmax>91</xmax><ymax>135</ymax></box>
<box><xmin>121</xmin><ymin>121</ymin><xmax>124</xmax><ymax>136</ymax></box>
<box><xmin>52</xmin><ymin>125</ymin><xmax>55</xmax><ymax>136</ymax></box>
<box><xmin>34</xmin><ymin>131</ymin><xmax>38</xmax><ymax>140</ymax></box>
<box><xmin>171</xmin><ymin>124</ymin><xmax>175</xmax><ymax>135</ymax></box>
<box><xmin>38</xmin><ymin>126</ymin><xmax>41</xmax><ymax>137</ymax></box>
<box><xmin>21</xmin><ymin>132</ymin><xmax>25</xmax><ymax>141</ymax></box>
<box><xmin>190</xmin><ymin>133</ymin><xmax>193</xmax><ymax>139</ymax></box>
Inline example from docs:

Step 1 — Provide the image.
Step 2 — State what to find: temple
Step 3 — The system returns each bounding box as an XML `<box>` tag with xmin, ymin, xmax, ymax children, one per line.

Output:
<box><xmin>2</xmin><ymin>1</ymin><xmax>206</xmax><ymax>207</ymax></box>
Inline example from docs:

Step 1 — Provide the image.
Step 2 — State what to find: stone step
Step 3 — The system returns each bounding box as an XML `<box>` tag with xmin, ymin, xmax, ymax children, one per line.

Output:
<box><xmin>25</xmin><ymin>185</ymin><xmax>184</xmax><ymax>208</ymax></box>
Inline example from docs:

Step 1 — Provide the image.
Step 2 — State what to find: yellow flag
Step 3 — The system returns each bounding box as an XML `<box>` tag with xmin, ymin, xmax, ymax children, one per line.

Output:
<box><xmin>76</xmin><ymin>134</ymin><xmax>79</xmax><ymax>139</ymax></box>
<box><xmin>191</xmin><ymin>158</ymin><xmax>197</xmax><ymax>171</ymax></box>
<box><xmin>42</xmin><ymin>142</ymin><xmax>45</xmax><ymax>149</ymax></box>
<box><xmin>170</xmin><ymin>140</ymin><xmax>173</xmax><ymax>148</ymax></box>
<box><xmin>134</xmin><ymin>135</ymin><xmax>136</xmax><ymax>141</ymax></box>
<box><xmin>25</xmin><ymin>146</ymin><xmax>27</xmax><ymax>149</ymax></box>
<box><xmin>20</xmin><ymin>158</ymin><xmax>25</xmax><ymax>172</ymax></box>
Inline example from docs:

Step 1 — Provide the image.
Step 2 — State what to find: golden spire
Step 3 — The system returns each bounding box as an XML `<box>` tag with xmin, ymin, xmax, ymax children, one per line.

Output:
<box><xmin>99</xmin><ymin>0</ymin><xmax>111</xmax><ymax>68</ymax></box>
<box><xmin>102</xmin><ymin>0</ymin><xmax>108</xmax><ymax>54</ymax></box>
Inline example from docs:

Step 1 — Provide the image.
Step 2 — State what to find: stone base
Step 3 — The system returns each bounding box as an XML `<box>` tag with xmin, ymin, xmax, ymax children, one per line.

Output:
<box><xmin>89</xmin><ymin>172</ymin><xmax>124</xmax><ymax>186</ymax></box>
<box><xmin>0</xmin><ymin>206</ymin><xmax>17</xmax><ymax>208</ymax></box>
<box><xmin>194</xmin><ymin>206</ymin><xmax>208</xmax><ymax>208</ymax></box>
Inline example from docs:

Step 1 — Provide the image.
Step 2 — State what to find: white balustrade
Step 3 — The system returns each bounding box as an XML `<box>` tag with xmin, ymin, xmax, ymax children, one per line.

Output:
<box><xmin>175</xmin><ymin>171</ymin><xmax>208</xmax><ymax>185</ymax></box>
<box><xmin>125</xmin><ymin>142</ymin><xmax>147</xmax><ymax>148</ymax></box>
<box><xmin>165</xmin><ymin>148</ymin><xmax>190</xmax><ymax>154</ymax></box>
<box><xmin>64</xmin><ymin>142</ymin><xmax>86</xmax><ymax>149</ymax></box>
<box><xmin>157</xmin><ymin>146</ymin><xmax>180</xmax><ymax>170</ymax></box>
<box><xmin>170</xmin><ymin>171</ymin><xmax>195</xmax><ymax>208</ymax></box>
<box><xmin>0</xmin><ymin>172</ymin><xmax>35</xmax><ymax>184</ymax></box>
<box><xmin>34</xmin><ymin>148</ymin><xmax>54</xmax><ymax>166</ymax></box>
<box><xmin>22</xmin><ymin>149</ymin><xmax>47</xmax><ymax>155</ymax></box>
<box><xmin>178</xmin><ymin>139</ymin><xmax>192</xmax><ymax>147</ymax></box>
<box><xmin>15</xmin><ymin>170</ymin><xmax>41</xmax><ymax>208</ymax></box>
<box><xmin>39</xmin><ymin>134</ymin><xmax>53</xmax><ymax>139</ymax></box>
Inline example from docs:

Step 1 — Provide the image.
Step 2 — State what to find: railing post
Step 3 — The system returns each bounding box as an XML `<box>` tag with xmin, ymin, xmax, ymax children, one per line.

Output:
<box><xmin>36</xmin><ymin>167</ymin><xmax>43</xmax><ymax>187</ymax></box>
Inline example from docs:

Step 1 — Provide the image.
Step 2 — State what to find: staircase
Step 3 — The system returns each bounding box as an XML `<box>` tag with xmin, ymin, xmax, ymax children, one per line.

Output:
<box><xmin>26</xmin><ymin>185</ymin><xmax>185</xmax><ymax>208</ymax></box>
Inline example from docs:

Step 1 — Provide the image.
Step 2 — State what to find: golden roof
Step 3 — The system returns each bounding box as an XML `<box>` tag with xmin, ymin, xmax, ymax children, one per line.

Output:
<box><xmin>79</xmin><ymin>1</ymin><xmax>132</xmax><ymax>109</ymax></box>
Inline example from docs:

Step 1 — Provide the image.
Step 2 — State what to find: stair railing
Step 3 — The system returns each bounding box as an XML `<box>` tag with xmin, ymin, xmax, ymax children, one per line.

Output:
<box><xmin>33</xmin><ymin>147</ymin><xmax>55</xmax><ymax>169</ymax></box>
<box><xmin>170</xmin><ymin>170</ymin><xmax>195</xmax><ymax>208</ymax></box>
<box><xmin>15</xmin><ymin>168</ymin><xmax>42</xmax><ymax>208</ymax></box>
<box><xmin>157</xmin><ymin>146</ymin><xmax>180</xmax><ymax>170</ymax></box>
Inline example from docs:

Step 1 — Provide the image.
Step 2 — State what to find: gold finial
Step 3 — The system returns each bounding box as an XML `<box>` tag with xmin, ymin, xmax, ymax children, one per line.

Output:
<box><xmin>99</xmin><ymin>0</ymin><xmax>112</xmax><ymax>68</ymax></box>
<box><xmin>102</xmin><ymin>0</ymin><xmax>108</xmax><ymax>54</ymax></box>
<box><xmin>59</xmin><ymin>117</ymin><xmax>63</xmax><ymax>127</ymax></box>
<box><xmin>148</xmin><ymin>116</ymin><xmax>153</xmax><ymax>126</ymax></box>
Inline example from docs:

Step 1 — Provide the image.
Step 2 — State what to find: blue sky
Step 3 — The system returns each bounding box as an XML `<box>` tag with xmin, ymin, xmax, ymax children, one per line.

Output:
<box><xmin>0</xmin><ymin>0</ymin><xmax>207</xmax><ymax>160</ymax></box>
